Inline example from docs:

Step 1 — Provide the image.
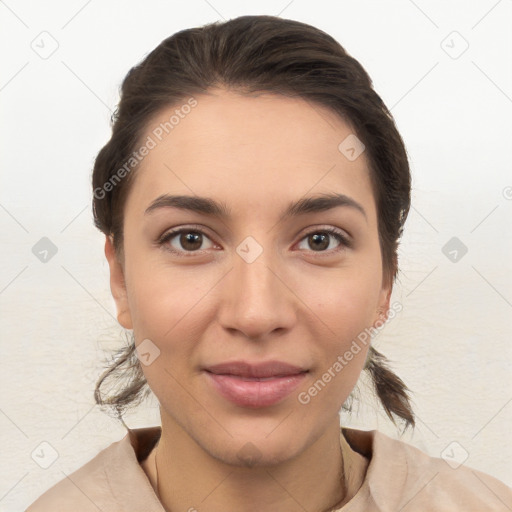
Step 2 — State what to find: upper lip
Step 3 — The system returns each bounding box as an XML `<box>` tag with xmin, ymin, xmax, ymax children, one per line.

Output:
<box><xmin>204</xmin><ymin>361</ymin><xmax>308</xmax><ymax>379</ymax></box>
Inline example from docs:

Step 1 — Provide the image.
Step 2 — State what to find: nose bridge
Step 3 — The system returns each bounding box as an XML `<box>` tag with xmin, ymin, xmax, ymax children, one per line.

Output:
<box><xmin>220</xmin><ymin>235</ymin><xmax>295</xmax><ymax>338</ymax></box>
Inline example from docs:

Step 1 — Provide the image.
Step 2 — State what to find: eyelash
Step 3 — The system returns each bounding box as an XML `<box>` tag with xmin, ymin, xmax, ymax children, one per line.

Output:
<box><xmin>157</xmin><ymin>225</ymin><xmax>352</xmax><ymax>258</ymax></box>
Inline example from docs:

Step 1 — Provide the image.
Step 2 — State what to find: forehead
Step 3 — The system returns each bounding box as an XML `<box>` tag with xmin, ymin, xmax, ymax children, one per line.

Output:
<box><xmin>127</xmin><ymin>89</ymin><xmax>375</xmax><ymax>220</ymax></box>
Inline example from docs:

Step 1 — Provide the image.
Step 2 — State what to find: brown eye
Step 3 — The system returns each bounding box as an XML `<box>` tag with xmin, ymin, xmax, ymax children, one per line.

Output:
<box><xmin>158</xmin><ymin>227</ymin><xmax>215</xmax><ymax>255</ymax></box>
<box><xmin>297</xmin><ymin>228</ymin><xmax>350</xmax><ymax>253</ymax></box>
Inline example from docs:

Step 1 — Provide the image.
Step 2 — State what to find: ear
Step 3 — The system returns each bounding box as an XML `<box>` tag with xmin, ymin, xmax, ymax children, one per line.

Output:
<box><xmin>104</xmin><ymin>235</ymin><xmax>133</xmax><ymax>330</ymax></box>
<box><xmin>374</xmin><ymin>282</ymin><xmax>392</xmax><ymax>326</ymax></box>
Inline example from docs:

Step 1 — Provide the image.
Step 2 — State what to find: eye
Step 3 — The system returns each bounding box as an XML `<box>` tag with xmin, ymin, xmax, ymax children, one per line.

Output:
<box><xmin>296</xmin><ymin>228</ymin><xmax>351</xmax><ymax>253</ymax></box>
<box><xmin>158</xmin><ymin>226</ymin><xmax>215</xmax><ymax>256</ymax></box>
<box><xmin>157</xmin><ymin>225</ymin><xmax>351</xmax><ymax>257</ymax></box>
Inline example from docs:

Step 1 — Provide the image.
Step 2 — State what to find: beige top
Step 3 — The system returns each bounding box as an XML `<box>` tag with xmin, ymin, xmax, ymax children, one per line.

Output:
<box><xmin>27</xmin><ymin>426</ymin><xmax>512</xmax><ymax>511</ymax></box>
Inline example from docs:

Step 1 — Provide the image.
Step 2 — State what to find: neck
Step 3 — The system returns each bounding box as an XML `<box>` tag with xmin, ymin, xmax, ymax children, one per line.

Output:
<box><xmin>146</xmin><ymin>416</ymin><xmax>365</xmax><ymax>512</ymax></box>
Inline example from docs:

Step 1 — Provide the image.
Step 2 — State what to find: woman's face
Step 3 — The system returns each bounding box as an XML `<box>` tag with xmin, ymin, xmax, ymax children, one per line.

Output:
<box><xmin>107</xmin><ymin>88</ymin><xmax>390</xmax><ymax>466</ymax></box>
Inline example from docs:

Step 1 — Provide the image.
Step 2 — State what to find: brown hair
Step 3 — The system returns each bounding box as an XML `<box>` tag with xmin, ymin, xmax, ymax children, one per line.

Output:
<box><xmin>92</xmin><ymin>15</ymin><xmax>415</xmax><ymax>431</ymax></box>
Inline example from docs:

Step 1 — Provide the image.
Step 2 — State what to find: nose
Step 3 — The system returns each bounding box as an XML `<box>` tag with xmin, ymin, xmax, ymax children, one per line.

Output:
<box><xmin>217</xmin><ymin>243</ymin><xmax>297</xmax><ymax>341</ymax></box>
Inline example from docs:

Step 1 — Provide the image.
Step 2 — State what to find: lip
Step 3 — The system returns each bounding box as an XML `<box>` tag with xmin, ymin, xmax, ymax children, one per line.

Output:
<box><xmin>203</xmin><ymin>360</ymin><xmax>308</xmax><ymax>408</ymax></box>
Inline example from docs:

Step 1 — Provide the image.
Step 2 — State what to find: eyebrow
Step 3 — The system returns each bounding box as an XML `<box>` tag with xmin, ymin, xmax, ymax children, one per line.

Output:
<box><xmin>144</xmin><ymin>192</ymin><xmax>367</xmax><ymax>221</ymax></box>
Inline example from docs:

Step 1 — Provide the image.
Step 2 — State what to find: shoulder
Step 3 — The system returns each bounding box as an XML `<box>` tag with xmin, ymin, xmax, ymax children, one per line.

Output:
<box><xmin>26</xmin><ymin>428</ymin><xmax>163</xmax><ymax>512</ymax></box>
<box><xmin>343</xmin><ymin>427</ymin><xmax>512</xmax><ymax>511</ymax></box>
<box><xmin>25</xmin><ymin>438</ymin><xmax>120</xmax><ymax>511</ymax></box>
<box><xmin>387</xmin><ymin>433</ymin><xmax>512</xmax><ymax>511</ymax></box>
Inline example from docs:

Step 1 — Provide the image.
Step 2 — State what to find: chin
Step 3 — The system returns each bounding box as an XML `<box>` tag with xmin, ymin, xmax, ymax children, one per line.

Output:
<box><xmin>210</xmin><ymin>439</ymin><xmax>300</xmax><ymax>469</ymax></box>
<box><xmin>195</xmin><ymin>422</ymin><xmax>308</xmax><ymax>469</ymax></box>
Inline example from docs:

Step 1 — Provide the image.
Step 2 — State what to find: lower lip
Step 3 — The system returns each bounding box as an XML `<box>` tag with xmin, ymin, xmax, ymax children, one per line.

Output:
<box><xmin>205</xmin><ymin>371</ymin><xmax>307</xmax><ymax>408</ymax></box>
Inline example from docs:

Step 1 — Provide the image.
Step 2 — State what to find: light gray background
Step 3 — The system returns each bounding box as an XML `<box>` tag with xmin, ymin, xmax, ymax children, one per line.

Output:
<box><xmin>1</xmin><ymin>0</ymin><xmax>511</xmax><ymax>509</ymax></box>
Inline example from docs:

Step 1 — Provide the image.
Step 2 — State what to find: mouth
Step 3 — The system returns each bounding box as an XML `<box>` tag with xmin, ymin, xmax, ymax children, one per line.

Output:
<box><xmin>203</xmin><ymin>360</ymin><xmax>309</xmax><ymax>408</ymax></box>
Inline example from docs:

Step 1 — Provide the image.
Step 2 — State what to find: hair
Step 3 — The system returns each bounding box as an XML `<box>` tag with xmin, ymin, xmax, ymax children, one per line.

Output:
<box><xmin>92</xmin><ymin>15</ymin><xmax>415</xmax><ymax>431</ymax></box>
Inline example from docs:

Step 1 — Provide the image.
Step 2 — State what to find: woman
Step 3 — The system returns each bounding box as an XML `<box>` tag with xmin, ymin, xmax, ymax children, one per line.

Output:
<box><xmin>27</xmin><ymin>14</ymin><xmax>512</xmax><ymax>511</ymax></box>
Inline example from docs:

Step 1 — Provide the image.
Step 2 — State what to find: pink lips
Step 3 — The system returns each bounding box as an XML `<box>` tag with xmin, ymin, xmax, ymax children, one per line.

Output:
<box><xmin>204</xmin><ymin>361</ymin><xmax>308</xmax><ymax>408</ymax></box>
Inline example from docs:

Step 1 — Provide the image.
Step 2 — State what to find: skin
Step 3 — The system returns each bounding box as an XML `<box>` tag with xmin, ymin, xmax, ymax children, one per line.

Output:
<box><xmin>105</xmin><ymin>88</ymin><xmax>391</xmax><ymax>511</ymax></box>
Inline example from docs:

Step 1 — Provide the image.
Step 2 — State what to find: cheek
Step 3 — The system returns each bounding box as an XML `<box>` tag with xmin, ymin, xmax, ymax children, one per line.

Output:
<box><xmin>125</xmin><ymin>269</ymin><xmax>208</xmax><ymax>398</ymax></box>
<box><xmin>299</xmin><ymin>268</ymin><xmax>380</xmax><ymax>400</ymax></box>
<box><xmin>124</xmin><ymin>262</ymin><xmax>223</xmax><ymax>398</ymax></box>
<box><xmin>310</xmin><ymin>268</ymin><xmax>381</xmax><ymax>339</ymax></box>
<box><xmin>125</xmin><ymin>252</ymin><xmax>210</xmax><ymax>338</ymax></box>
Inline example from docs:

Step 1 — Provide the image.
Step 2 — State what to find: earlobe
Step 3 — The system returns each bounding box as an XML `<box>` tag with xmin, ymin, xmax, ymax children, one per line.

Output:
<box><xmin>104</xmin><ymin>235</ymin><xmax>133</xmax><ymax>330</ymax></box>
